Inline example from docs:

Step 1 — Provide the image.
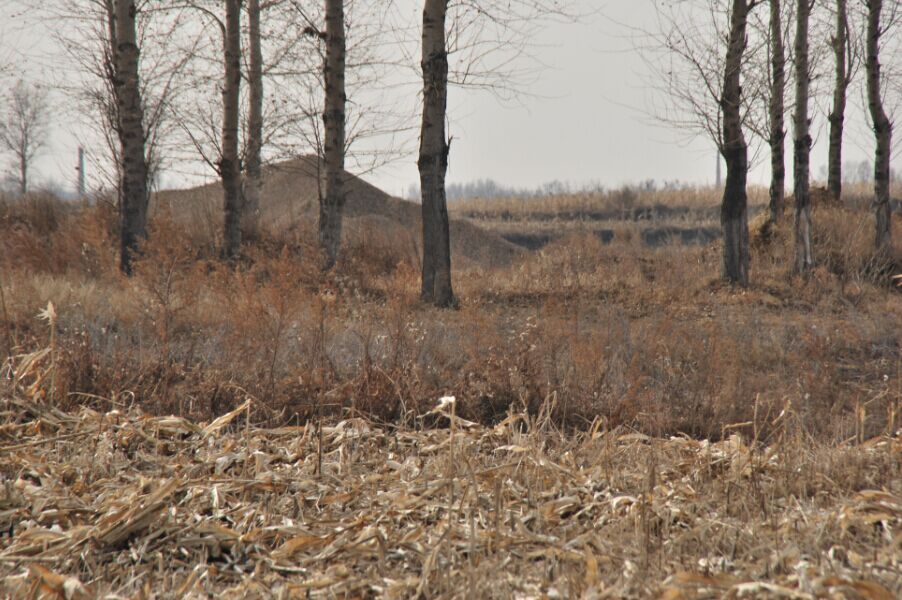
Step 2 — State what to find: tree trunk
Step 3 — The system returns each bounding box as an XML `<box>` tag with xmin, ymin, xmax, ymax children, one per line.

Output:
<box><xmin>221</xmin><ymin>0</ymin><xmax>242</xmax><ymax>260</ymax></box>
<box><xmin>106</xmin><ymin>0</ymin><xmax>118</xmax><ymax>71</ymax></box>
<box><xmin>18</xmin><ymin>155</ymin><xmax>26</xmax><ymax>196</ymax></box>
<box><xmin>792</xmin><ymin>0</ymin><xmax>813</xmax><ymax>274</ymax></box>
<box><xmin>720</xmin><ymin>0</ymin><xmax>753</xmax><ymax>286</ymax></box>
<box><xmin>866</xmin><ymin>0</ymin><xmax>893</xmax><ymax>252</ymax></box>
<box><xmin>105</xmin><ymin>0</ymin><xmax>124</xmax><ymax>192</ymax></box>
<box><xmin>243</xmin><ymin>0</ymin><xmax>263</xmax><ymax>239</ymax></box>
<box><xmin>419</xmin><ymin>0</ymin><xmax>455</xmax><ymax>307</ymax></box>
<box><xmin>320</xmin><ymin>0</ymin><xmax>346</xmax><ymax>270</ymax></box>
<box><xmin>114</xmin><ymin>0</ymin><xmax>149</xmax><ymax>275</ymax></box>
<box><xmin>767</xmin><ymin>0</ymin><xmax>786</xmax><ymax>222</ymax></box>
<box><xmin>827</xmin><ymin>0</ymin><xmax>849</xmax><ymax>203</ymax></box>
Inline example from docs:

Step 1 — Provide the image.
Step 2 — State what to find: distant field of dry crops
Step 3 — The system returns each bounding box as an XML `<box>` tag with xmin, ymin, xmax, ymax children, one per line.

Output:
<box><xmin>1</xmin><ymin>175</ymin><xmax>902</xmax><ymax>597</ymax></box>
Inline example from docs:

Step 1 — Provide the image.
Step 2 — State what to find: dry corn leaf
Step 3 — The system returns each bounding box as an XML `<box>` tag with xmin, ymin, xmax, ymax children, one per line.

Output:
<box><xmin>272</xmin><ymin>534</ymin><xmax>331</xmax><ymax>561</ymax></box>
<box><xmin>821</xmin><ymin>577</ymin><xmax>896</xmax><ymax>600</ymax></box>
<box><xmin>95</xmin><ymin>478</ymin><xmax>180</xmax><ymax>547</ymax></box>
<box><xmin>203</xmin><ymin>399</ymin><xmax>251</xmax><ymax>437</ymax></box>
<box><xmin>28</xmin><ymin>565</ymin><xmax>91</xmax><ymax>599</ymax></box>
<box><xmin>2</xmin><ymin>389</ymin><xmax>901</xmax><ymax>598</ymax></box>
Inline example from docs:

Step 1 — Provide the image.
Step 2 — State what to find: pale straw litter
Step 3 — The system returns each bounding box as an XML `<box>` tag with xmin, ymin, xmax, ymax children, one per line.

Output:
<box><xmin>1</xmin><ymin>370</ymin><xmax>901</xmax><ymax>598</ymax></box>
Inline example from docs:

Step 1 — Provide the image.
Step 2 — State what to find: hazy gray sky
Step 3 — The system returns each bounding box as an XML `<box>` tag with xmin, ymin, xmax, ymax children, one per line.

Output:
<box><xmin>0</xmin><ymin>1</ymin><xmax>896</xmax><ymax>197</ymax></box>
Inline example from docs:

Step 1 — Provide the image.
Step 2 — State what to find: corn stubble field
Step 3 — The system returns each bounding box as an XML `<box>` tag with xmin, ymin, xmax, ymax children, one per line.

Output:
<box><xmin>1</xmin><ymin>182</ymin><xmax>902</xmax><ymax>597</ymax></box>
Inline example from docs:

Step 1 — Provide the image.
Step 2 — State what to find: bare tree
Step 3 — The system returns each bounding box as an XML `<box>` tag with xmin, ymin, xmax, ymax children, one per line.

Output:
<box><xmin>293</xmin><ymin>0</ymin><xmax>416</xmax><ymax>266</ymax></box>
<box><xmin>793</xmin><ymin>0</ymin><xmax>813</xmax><ymax>274</ymax></box>
<box><xmin>44</xmin><ymin>1</ymin><xmax>193</xmax><ymax>195</ymax></box>
<box><xmin>419</xmin><ymin>0</ymin><xmax>453</xmax><ymax>306</ymax></box>
<box><xmin>165</xmin><ymin>0</ymin><xmax>408</xmax><ymax>250</ymax></box>
<box><xmin>162</xmin><ymin>0</ymin><xmax>249</xmax><ymax>258</ymax></box>
<box><xmin>416</xmin><ymin>0</ymin><xmax>576</xmax><ymax>307</ymax></box>
<box><xmin>647</xmin><ymin>1</ymin><xmax>771</xmax><ymax>283</ymax></box>
<box><xmin>767</xmin><ymin>0</ymin><xmax>788</xmax><ymax>222</ymax></box>
<box><xmin>221</xmin><ymin>0</ymin><xmax>243</xmax><ymax>259</ymax></box>
<box><xmin>243</xmin><ymin>0</ymin><xmax>263</xmax><ymax>237</ymax></box>
<box><xmin>114</xmin><ymin>0</ymin><xmax>150</xmax><ymax>275</ymax></box>
<box><xmin>0</xmin><ymin>80</ymin><xmax>50</xmax><ymax>195</ymax></box>
<box><xmin>865</xmin><ymin>0</ymin><xmax>895</xmax><ymax>252</ymax></box>
<box><xmin>645</xmin><ymin>2</ymin><xmax>768</xmax><ymax>167</ymax></box>
<box><xmin>826</xmin><ymin>0</ymin><xmax>855</xmax><ymax>202</ymax></box>
<box><xmin>721</xmin><ymin>0</ymin><xmax>763</xmax><ymax>285</ymax></box>
<box><xmin>319</xmin><ymin>0</ymin><xmax>346</xmax><ymax>270</ymax></box>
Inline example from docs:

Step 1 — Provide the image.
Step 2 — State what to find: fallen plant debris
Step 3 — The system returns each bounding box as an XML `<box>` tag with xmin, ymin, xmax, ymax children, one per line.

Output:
<box><xmin>0</xmin><ymin>382</ymin><xmax>901</xmax><ymax>598</ymax></box>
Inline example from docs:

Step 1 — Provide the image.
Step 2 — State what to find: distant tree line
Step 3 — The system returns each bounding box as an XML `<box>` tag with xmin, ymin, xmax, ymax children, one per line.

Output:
<box><xmin>408</xmin><ymin>178</ymin><xmax>690</xmax><ymax>203</ymax></box>
<box><xmin>826</xmin><ymin>159</ymin><xmax>902</xmax><ymax>185</ymax></box>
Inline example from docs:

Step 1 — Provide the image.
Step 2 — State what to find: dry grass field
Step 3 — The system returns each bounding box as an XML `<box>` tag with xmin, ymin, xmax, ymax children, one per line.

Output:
<box><xmin>1</xmin><ymin>176</ymin><xmax>902</xmax><ymax>597</ymax></box>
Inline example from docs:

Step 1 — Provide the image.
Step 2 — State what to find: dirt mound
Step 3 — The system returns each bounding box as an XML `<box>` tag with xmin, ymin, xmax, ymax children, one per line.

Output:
<box><xmin>153</xmin><ymin>156</ymin><xmax>522</xmax><ymax>269</ymax></box>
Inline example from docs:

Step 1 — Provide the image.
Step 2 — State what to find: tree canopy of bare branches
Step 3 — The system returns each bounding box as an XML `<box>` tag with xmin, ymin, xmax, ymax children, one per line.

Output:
<box><xmin>41</xmin><ymin>0</ymin><xmax>194</xmax><ymax>195</ymax></box>
<box><xmin>646</xmin><ymin>1</ymin><xmax>768</xmax><ymax>161</ymax></box>
<box><xmin>0</xmin><ymin>79</ymin><xmax>50</xmax><ymax>195</ymax></box>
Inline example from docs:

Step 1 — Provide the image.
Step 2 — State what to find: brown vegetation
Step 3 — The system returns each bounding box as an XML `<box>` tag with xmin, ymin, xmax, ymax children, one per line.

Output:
<box><xmin>1</xmin><ymin>181</ymin><xmax>901</xmax><ymax>594</ymax></box>
<box><xmin>2</xmin><ymin>182</ymin><xmax>900</xmax><ymax>439</ymax></box>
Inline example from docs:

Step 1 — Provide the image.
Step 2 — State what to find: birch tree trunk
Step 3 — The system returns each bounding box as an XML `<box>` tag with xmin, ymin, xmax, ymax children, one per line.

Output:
<box><xmin>866</xmin><ymin>0</ymin><xmax>893</xmax><ymax>252</ymax></box>
<box><xmin>767</xmin><ymin>0</ymin><xmax>786</xmax><ymax>222</ymax></box>
<box><xmin>320</xmin><ymin>0</ymin><xmax>346</xmax><ymax>270</ymax></box>
<box><xmin>114</xmin><ymin>0</ymin><xmax>149</xmax><ymax>275</ymax></box>
<box><xmin>793</xmin><ymin>0</ymin><xmax>813</xmax><ymax>274</ymax></box>
<box><xmin>827</xmin><ymin>0</ymin><xmax>850</xmax><ymax>203</ymax></box>
<box><xmin>720</xmin><ymin>0</ymin><xmax>753</xmax><ymax>285</ymax></box>
<box><xmin>243</xmin><ymin>0</ymin><xmax>263</xmax><ymax>239</ymax></box>
<box><xmin>419</xmin><ymin>0</ymin><xmax>455</xmax><ymax>307</ymax></box>
<box><xmin>221</xmin><ymin>0</ymin><xmax>243</xmax><ymax>260</ymax></box>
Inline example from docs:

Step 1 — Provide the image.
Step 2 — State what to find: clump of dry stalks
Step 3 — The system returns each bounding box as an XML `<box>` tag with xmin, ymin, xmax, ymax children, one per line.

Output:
<box><xmin>1</xmin><ymin>323</ymin><xmax>900</xmax><ymax>599</ymax></box>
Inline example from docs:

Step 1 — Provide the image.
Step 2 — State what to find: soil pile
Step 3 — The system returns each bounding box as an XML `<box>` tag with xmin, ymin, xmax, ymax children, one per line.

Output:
<box><xmin>153</xmin><ymin>156</ymin><xmax>522</xmax><ymax>269</ymax></box>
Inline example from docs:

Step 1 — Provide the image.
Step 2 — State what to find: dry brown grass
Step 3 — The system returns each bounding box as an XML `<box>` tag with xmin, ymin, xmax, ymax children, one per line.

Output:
<box><xmin>449</xmin><ymin>185</ymin><xmax>769</xmax><ymax>219</ymax></box>
<box><xmin>450</xmin><ymin>186</ymin><xmax>769</xmax><ymax>254</ymax></box>
<box><xmin>2</xmin><ymin>187</ymin><xmax>902</xmax><ymax>596</ymax></box>
<box><xmin>1</xmin><ymin>190</ymin><xmax>901</xmax><ymax>440</ymax></box>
